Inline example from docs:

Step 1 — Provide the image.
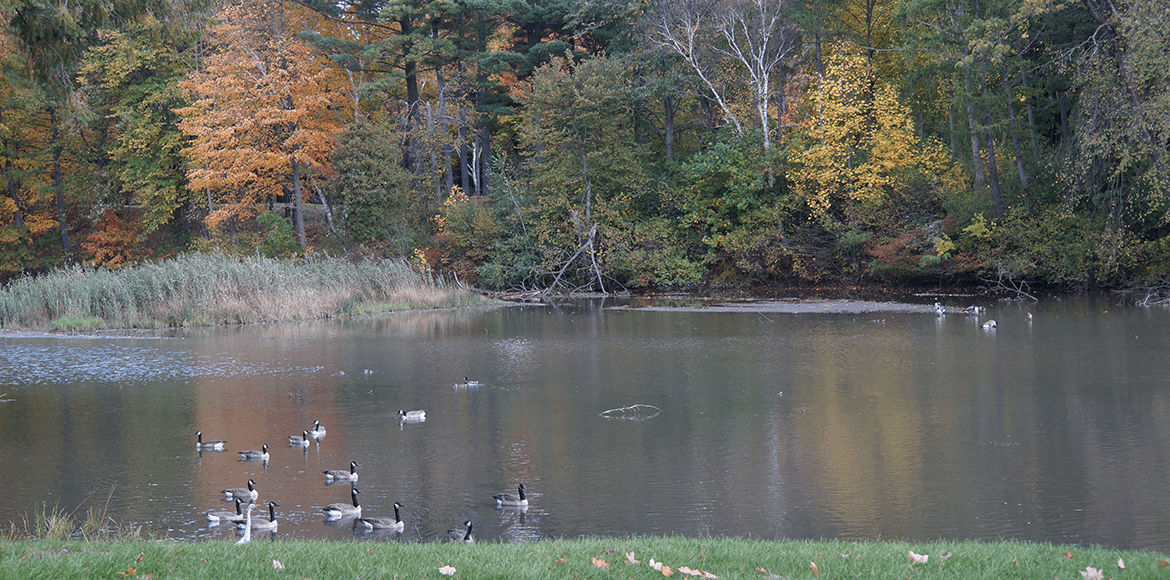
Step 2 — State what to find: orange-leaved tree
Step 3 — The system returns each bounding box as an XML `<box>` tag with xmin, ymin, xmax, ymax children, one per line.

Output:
<box><xmin>177</xmin><ymin>0</ymin><xmax>351</xmax><ymax>248</ymax></box>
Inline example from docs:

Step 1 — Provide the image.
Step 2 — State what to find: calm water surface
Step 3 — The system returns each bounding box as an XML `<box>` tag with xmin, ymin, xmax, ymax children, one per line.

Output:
<box><xmin>0</xmin><ymin>295</ymin><xmax>1168</xmax><ymax>551</ymax></box>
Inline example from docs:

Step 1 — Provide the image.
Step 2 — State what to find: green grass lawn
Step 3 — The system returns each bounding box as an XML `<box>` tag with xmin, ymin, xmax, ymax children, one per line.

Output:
<box><xmin>2</xmin><ymin>536</ymin><xmax>1166</xmax><ymax>580</ymax></box>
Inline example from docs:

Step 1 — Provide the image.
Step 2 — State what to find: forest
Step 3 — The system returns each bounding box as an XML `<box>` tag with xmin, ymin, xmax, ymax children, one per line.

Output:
<box><xmin>0</xmin><ymin>0</ymin><xmax>1167</xmax><ymax>293</ymax></box>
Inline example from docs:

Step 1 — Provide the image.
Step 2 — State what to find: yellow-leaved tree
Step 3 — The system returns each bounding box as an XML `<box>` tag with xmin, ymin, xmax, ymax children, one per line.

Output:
<box><xmin>177</xmin><ymin>0</ymin><xmax>350</xmax><ymax>248</ymax></box>
<box><xmin>788</xmin><ymin>48</ymin><xmax>952</xmax><ymax>223</ymax></box>
<box><xmin>787</xmin><ymin>47</ymin><xmax>954</xmax><ymax>275</ymax></box>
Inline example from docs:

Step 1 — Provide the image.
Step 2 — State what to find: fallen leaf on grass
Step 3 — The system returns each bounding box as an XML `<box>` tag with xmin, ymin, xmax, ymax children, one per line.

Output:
<box><xmin>1117</xmin><ymin>557</ymin><xmax>1125</xmax><ymax>571</ymax></box>
<box><xmin>939</xmin><ymin>552</ymin><xmax>952</xmax><ymax>563</ymax></box>
<box><xmin>1159</xmin><ymin>560</ymin><xmax>1169</xmax><ymax>569</ymax></box>
<box><xmin>135</xmin><ymin>552</ymin><xmax>144</xmax><ymax>563</ymax></box>
<box><xmin>678</xmin><ymin>565</ymin><xmax>718</xmax><ymax>578</ymax></box>
<box><xmin>593</xmin><ymin>557</ymin><xmax>610</xmax><ymax>569</ymax></box>
<box><xmin>650</xmin><ymin>559</ymin><xmax>663</xmax><ymax>571</ymax></box>
<box><xmin>272</xmin><ymin>560</ymin><xmax>284</xmax><ymax>570</ymax></box>
<box><xmin>909</xmin><ymin>551</ymin><xmax>928</xmax><ymax>564</ymax></box>
<box><xmin>754</xmin><ymin>567</ymin><xmax>768</xmax><ymax>575</ymax></box>
<box><xmin>1081</xmin><ymin>566</ymin><xmax>1104</xmax><ymax>580</ymax></box>
<box><xmin>439</xmin><ymin>565</ymin><xmax>457</xmax><ymax>576</ymax></box>
<box><xmin>661</xmin><ymin>564</ymin><xmax>674</xmax><ymax>576</ymax></box>
<box><xmin>627</xmin><ymin>552</ymin><xmax>640</xmax><ymax>565</ymax></box>
<box><xmin>1065</xmin><ymin>552</ymin><xmax>1074</xmax><ymax>560</ymax></box>
<box><xmin>117</xmin><ymin>566</ymin><xmax>136</xmax><ymax>577</ymax></box>
<box><xmin>555</xmin><ymin>558</ymin><xmax>566</xmax><ymax>565</ymax></box>
<box><xmin>809</xmin><ymin>561</ymin><xmax>819</xmax><ymax>576</ymax></box>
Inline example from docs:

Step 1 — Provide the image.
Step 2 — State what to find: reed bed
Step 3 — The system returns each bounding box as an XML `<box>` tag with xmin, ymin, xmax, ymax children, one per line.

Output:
<box><xmin>0</xmin><ymin>253</ymin><xmax>491</xmax><ymax>330</ymax></box>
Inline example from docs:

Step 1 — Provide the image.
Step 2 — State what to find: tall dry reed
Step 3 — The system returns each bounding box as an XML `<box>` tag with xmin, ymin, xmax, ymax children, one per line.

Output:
<box><xmin>0</xmin><ymin>253</ymin><xmax>489</xmax><ymax>330</ymax></box>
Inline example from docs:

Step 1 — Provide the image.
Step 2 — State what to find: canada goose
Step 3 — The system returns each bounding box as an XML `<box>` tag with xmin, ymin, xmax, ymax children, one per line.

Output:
<box><xmin>321</xmin><ymin>487</ymin><xmax>362</xmax><ymax>519</ymax></box>
<box><xmin>309</xmin><ymin>420</ymin><xmax>326</xmax><ymax>440</ymax></box>
<box><xmin>965</xmin><ymin>305</ymin><xmax>986</xmax><ymax>315</ymax></box>
<box><xmin>397</xmin><ymin>409</ymin><xmax>426</xmax><ymax>422</ymax></box>
<box><xmin>238</xmin><ymin>444</ymin><xmax>269</xmax><ymax>462</ymax></box>
<box><xmin>456</xmin><ymin>377</ymin><xmax>483</xmax><ymax>388</ymax></box>
<box><xmin>447</xmin><ymin>520</ymin><xmax>474</xmax><ymax>543</ymax></box>
<box><xmin>934</xmin><ymin>302</ymin><xmax>945</xmax><ymax>315</ymax></box>
<box><xmin>493</xmin><ymin>483</ymin><xmax>529</xmax><ymax>507</ymax></box>
<box><xmin>289</xmin><ymin>430</ymin><xmax>311</xmax><ymax>447</ymax></box>
<box><xmin>207</xmin><ymin>498</ymin><xmax>245</xmax><ymax>522</ymax></box>
<box><xmin>222</xmin><ymin>479</ymin><xmax>258</xmax><ymax>502</ymax></box>
<box><xmin>358</xmin><ymin>502</ymin><xmax>404</xmax><ymax>531</ymax></box>
<box><xmin>323</xmin><ymin>461</ymin><xmax>360</xmax><ymax>482</ymax></box>
<box><xmin>196</xmin><ymin>431</ymin><xmax>226</xmax><ymax>451</ymax></box>
<box><xmin>234</xmin><ymin>503</ymin><xmax>255</xmax><ymax>545</ymax></box>
<box><xmin>233</xmin><ymin>501</ymin><xmax>279</xmax><ymax>531</ymax></box>
<box><xmin>982</xmin><ymin>319</ymin><xmax>997</xmax><ymax>329</ymax></box>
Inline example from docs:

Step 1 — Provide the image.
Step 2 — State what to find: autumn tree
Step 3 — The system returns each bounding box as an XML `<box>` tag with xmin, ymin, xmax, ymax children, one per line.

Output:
<box><xmin>787</xmin><ymin>49</ymin><xmax>952</xmax><ymax>276</ymax></box>
<box><xmin>178</xmin><ymin>0</ymin><xmax>350</xmax><ymax>248</ymax></box>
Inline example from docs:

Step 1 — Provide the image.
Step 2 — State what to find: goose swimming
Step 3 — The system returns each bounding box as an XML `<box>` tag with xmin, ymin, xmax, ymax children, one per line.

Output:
<box><xmin>323</xmin><ymin>461</ymin><xmax>360</xmax><ymax>482</ymax></box>
<box><xmin>289</xmin><ymin>430</ymin><xmax>311</xmax><ymax>447</ymax></box>
<box><xmin>358</xmin><ymin>502</ymin><xmax>404</xmax><ymax>532</ymax></box>
<box><xmin>455</xmin><ymin>377</ymin><xmax>483</xmax><ymax>388</ymax></box>
<box><xmin>206</xmin><ymin>498</ymin><xmax>245</xmax><ymax>522</ymax></box>
<box><xmin>447</xmin><ymin>520</ymin><xmax>474</xmax><ymax>543</ymax></box>
<box><xmin>397</xmin><ymin>409</ymin><xmax>426</xmax><ymax>422</ymax></box>
<box><xmin>238</xmin><ymin>444</ymin><xmax>269</xmax><ymax>462</ymax></box>
<box><xmin>222</xmin><ymin>479</ymin><xmax>258</xmax><ymax>502</ymax></box>
<box><xmin>321</xmin><ymin>487</ymin><xmax>362</xmax><ymax>519</ymax></box>
<box><xmin>309</xmin><ymin>420</ymin><xmax>326</xmax><ymax>441</ymax></box>
<box><xmin>196</xmin><ymin>431</ymin><xmax>226</xmax><ymax>451</ymax></box>
<box><xmin>493</xmin><ymin>483</ymin><xmax>529</xmax><ymax>507</ymax></box>
<box><xmin>232</xmin><ymin>501</ymin><xmax>279</xmax><ymax>531</ymax></box>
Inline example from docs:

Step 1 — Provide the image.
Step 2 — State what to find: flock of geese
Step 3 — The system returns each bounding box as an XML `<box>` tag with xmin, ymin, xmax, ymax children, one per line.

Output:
<box><xmin>196</xmin><ymin>395</ymin><xmax>527</xmax><ymax>545</ymax></box>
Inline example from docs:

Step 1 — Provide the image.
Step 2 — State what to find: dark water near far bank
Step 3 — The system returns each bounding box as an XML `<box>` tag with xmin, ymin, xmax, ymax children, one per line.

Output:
<box><xmin>0</xmin><ymin>294</ymin><xmax>1167</xmax><ymax>552</ymax></box>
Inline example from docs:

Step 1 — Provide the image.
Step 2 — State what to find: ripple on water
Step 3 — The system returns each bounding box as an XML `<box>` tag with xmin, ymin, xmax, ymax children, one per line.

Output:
<box><xmin>0</xmin><ymin>342</ymin><xmax>327</xmax><ymax>385</ymax></box>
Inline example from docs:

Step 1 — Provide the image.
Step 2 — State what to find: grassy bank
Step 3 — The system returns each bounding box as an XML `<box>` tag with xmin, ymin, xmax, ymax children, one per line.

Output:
<box><xmin>0</xmin><ymin>253</ymin><xmax>492</xmax><ymax>331</ymax></box>
<box><xmin>1</xmin><ymin>536</ymin><xmax>1166</xmax><ymax>579</ymax></box>
<box><xmin>2</xmin><ymin>507</ymin><xmax>1166</xmax><ymax>579</ymax></box>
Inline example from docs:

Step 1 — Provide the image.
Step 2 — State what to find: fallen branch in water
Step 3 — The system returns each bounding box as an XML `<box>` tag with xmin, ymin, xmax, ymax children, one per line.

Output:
<box><xmin>978</xmin><ymin>270</ymin><xmax>1038</xmax><ymax>301</ymax></box>
<box><xmin>599</xmin><ymin>404</ymin><xmax>661</xmax><ymax>421</ymax></box>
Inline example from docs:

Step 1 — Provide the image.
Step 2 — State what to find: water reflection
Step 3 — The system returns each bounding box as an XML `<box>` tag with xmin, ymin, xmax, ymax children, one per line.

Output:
<box><xmin>0</xmin><ymin>297</ymin><xmax>1168</xmax><ymax>552</ymax></box>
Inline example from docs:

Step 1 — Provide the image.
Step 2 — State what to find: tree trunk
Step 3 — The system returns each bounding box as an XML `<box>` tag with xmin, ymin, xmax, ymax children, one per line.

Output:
<box><xmin>292</xmin><ymin>159</ymin><xmax>305</xmax><ymax>248</ymax></box>
<box><xmin>1001</xmin><ymin>66</ymin><xmax>1028</xmax><ymax>191</ymax></box>
<box><xmin>50</xmin><ymin>108</ymin><xmax>70</xmax><ymax>259</ymax></box>
<box><xmin>1019</xmin><ymin>63</ymin><xmax>1039</xmax><ymax>162</ymax></box>
<box><xmin>981</xmin><ymin>75</ymin><xmax>1003</xmax><ymax>218</ymax></box>
<box><xmin>965</xmin><ymin>82</ymin><xmax>984</xmax><ymax>189</ymax></box>
<box><xmin>478</xmin><ymin>123</ymin><xmax>491</xmax><ymax>196</ymax></box>
<box><xmin>663</xmin><ymin>94</ymin><xmax>676</xmax><ymax>162</ymax></box>
<box><xmin>5</xmin><ymin>159</ymin><xmax>22</xmax><ymax>229</ymax></box>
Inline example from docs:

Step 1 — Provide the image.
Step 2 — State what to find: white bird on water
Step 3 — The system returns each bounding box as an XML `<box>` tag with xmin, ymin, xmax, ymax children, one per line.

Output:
<box><xmin>398</xmin><ymin>409</ymin><xmax>426</xmax><ymax>422</ymax></box>
<box><xmin>235</xmin><ymin>503</ymin><xmax>255</xmax><ymax>545</ymax></box>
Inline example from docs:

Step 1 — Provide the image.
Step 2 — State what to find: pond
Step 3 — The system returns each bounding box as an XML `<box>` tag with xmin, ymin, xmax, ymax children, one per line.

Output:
<box><xmin>0</xmin><ymin>294</ymin><xmax>1168</xmax><ymax>551</ymax></box>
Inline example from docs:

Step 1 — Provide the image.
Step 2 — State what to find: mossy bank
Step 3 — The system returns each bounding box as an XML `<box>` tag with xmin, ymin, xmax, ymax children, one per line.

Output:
<box><xmin>2</xmin><ymin>537</ymin><xmax>1167</xmax><ymax>580</ymax></box>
